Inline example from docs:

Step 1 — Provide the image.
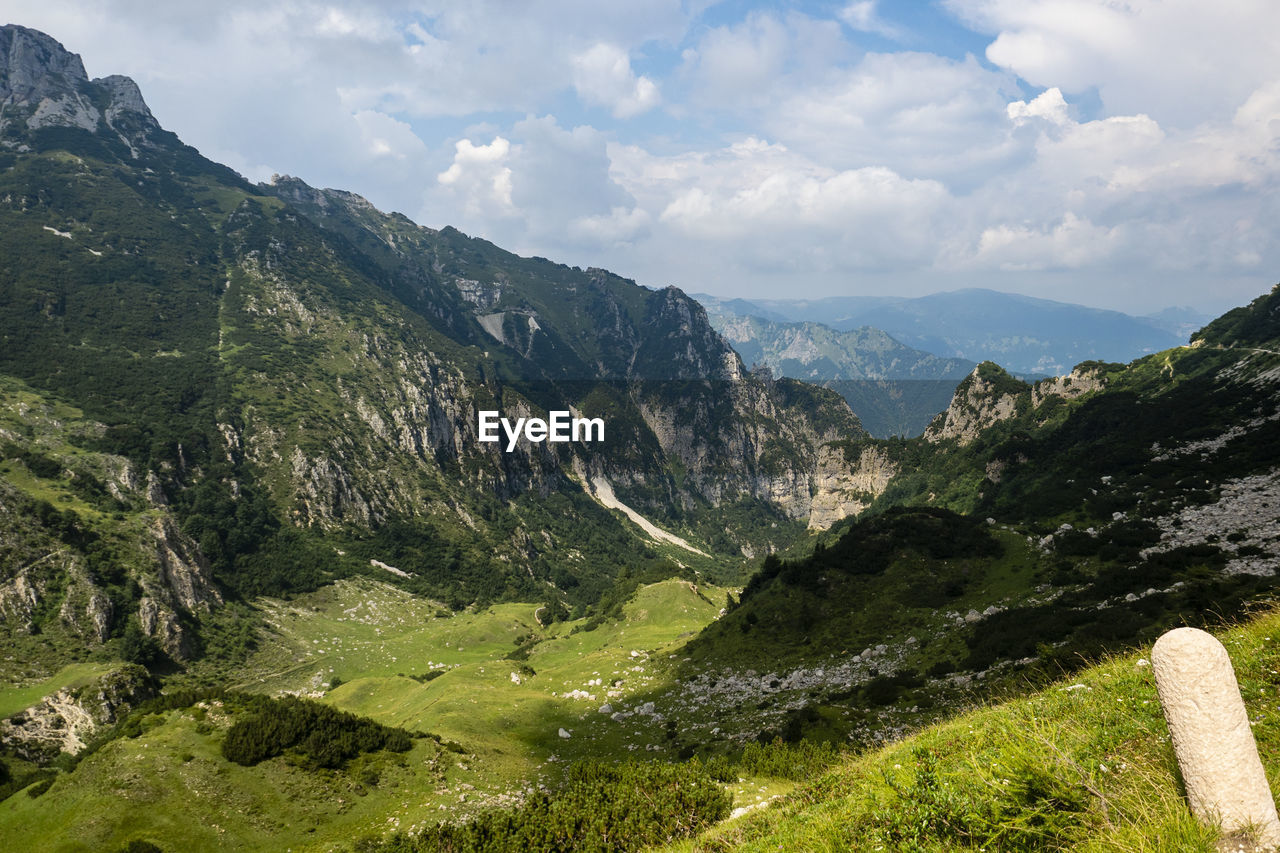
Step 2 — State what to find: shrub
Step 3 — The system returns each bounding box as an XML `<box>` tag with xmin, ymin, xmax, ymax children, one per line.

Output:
<box><xmin>221</xmin><ymin>695</ymin><xmax>413</xmax><ymax>769</ymax></box>
<box><xmin>355</xmin><ymin>760</ymin><xmax>730</xmax><ymax>852</ymax></box>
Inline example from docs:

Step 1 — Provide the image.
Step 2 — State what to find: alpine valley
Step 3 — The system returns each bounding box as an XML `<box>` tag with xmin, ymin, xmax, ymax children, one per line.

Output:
<box><xmin>3</xmin><ymin>24</ymin><xmax>1280</xmax><ymax>853</ymax></box>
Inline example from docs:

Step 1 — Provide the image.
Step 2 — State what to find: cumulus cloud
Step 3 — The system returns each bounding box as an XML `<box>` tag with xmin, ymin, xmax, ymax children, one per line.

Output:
<box><xmin>572</xmin><ymin>44</ymin><xmax>660</xmax><ymax>118</ymax></box>
<box><xmin>3</xmin><ymin>0</ymin><xmax>1278</xmax><ymax>311</ymax></box>
<box><xmin>968</xmin><ymin>213</ymin><xmax>1122</xmax><ymax>271</ymax></box>
<box><xmin>1006</xmin><ymin>87</ymin><xmax>1069</xmax><ymax>126</ymax></box>
<box><xmin>946</xmin><ymin>0</ymin><xmax>1280</xmax><ymax>127</ymax></box>
<box><xmin>769</xmin><ymin>51</ymin><xmax>1021</xmax><ymax>185</ymax></box>
<box><xmin>352</xmin><ymin>109</ymin><xmax>429</xmax><ymax>160</ymax></box>
<box><xmin>606</xmin><ymin>136</ymin><xmax>954</xmax><ymax>282</ymax></box>
<box><xmin>436</xmin><ymin>137</ymin><xmax>516</xmax><ymax>219</ymax></box>
<box><xmin>423</xmin><ymin>116</ymin><xmax>646</xmax><ymax>259</ymax></box>
<box><xmin>678</xmin><ymin>11</ymin><xmax>851</xmax><ymax>112</ymax></box>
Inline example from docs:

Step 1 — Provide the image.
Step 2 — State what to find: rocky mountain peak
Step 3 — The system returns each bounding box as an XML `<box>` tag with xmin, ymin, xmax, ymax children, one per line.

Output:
<box><xmin>0</xmin><ymin>24</ymin><xmax>89</xmax><ymax>101</ymax></box>
<box><xmin>924</xmin><ymin>361</ymin><xmax>1029</xmax><ymax>445</ymax></box>
<box><xmin>1</xmin><ymin>23</ymin><xmax>155</xmax><ymax>139</ymax></box>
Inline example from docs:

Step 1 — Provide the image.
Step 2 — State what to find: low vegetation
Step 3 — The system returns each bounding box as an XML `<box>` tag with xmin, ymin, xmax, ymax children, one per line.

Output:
<box><xmin>357</xmin><ymin>760</ymin><xmax>731</xmax><ymax>853</ymax></box>
<box><xmin>670</xmin><ymin>609</ymin><xmax>1280</xmax><ymax>852</ymax></box>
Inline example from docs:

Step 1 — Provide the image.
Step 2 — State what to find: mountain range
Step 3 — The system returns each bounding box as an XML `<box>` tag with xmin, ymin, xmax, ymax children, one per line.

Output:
<box><xmin>2</xmin><ymin>23</ymin><xmax>1280</xmax><ymax>852</ymax></box>
<box><xmin>709</xmin><ymin>289</ymin><xmax>1197</xmax><ymax>375</ymax></box>
<box><xmin>696</xmin><ymin>293</ymin><xmax>976</xmax><ymax>437</ymax></box>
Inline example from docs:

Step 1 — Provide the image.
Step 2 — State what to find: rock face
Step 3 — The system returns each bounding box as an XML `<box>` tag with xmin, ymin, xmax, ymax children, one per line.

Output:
<box><xmin>1030</xmin><ymin>365</ymin><xmax>1108</xmax><ymax>408</ymax></box>
<box><xmin>925</xmin><ymin>363</ymin><xmax>1028</xmax><ymax>445</ymax></box>
<box><xmin>261</xmin><ymin>176</ymin><xmax>875</xmax><ymax>535</ymax></box>
<box><xmin>0</xmin><ymin>665</ymin><xmax>155</xmax><ymax>761</ymax></box>
<box><xmin>0</xmin><ymin>25</ymin><xmax>158</xmax><ymax>144</ymax></box>
<box><xmin>807</xmin><ymin>444</ymin><xmax>897</xmax><ymax>530</ymax></box>
<box><xmin>1152</xmin><ymin>627</ymin><xmax>1280</xmax><ymax>848</ymax></box>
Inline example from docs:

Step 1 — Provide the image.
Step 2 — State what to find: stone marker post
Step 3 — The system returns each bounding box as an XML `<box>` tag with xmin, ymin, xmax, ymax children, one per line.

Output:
<box><xmin>1151</xmin><ymin>626</ymin><xmax>1280</xmax><ymax>849</ymax></box>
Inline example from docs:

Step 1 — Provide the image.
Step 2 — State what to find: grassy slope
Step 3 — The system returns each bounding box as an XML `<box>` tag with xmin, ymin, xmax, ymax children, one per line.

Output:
<box><xmin>0</xmin><ymin>577</ymin><xmax>732</xmax><ymax>850</ymax></box>
<box><xmin>9</xmin><ymin>580</ymin><xmax>1280</xmax><ymax>852</ymax></box>
<box><xmin>669</xmin><ymin>609</ymin><xmax>1280</xmax><ymax>852</ymax></box>
<box><xmin>0</xmin><ymin>663</ymin><xmax>115</xmax><ymax>719</ymax></box>
<box><xmin>0</xmin><ymin>710</ymin><xmax>449</xmax><ymax>852</ymax></box>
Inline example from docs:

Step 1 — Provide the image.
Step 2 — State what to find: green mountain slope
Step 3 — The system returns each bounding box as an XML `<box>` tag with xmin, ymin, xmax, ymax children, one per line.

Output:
<box><xmin>0</xmin><ymin>24</ymin><xmax>887</xmax><ymax>682</ymax></box>
<box><xmin>670</xmin><ymin>612</ymin><xmax>1280</xmax><ymax>852</ymax></box>
<box><xmin>681</xmin><ymin>287</ymin><xmax>1280</xmax><ymax>748</ymax></box>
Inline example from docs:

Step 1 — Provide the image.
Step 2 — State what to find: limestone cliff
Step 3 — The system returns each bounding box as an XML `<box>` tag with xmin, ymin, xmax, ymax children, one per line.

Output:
<box><xmin>807</xmin><ymin>444</ymin><xmax>898</xmax><ymax>530</ymax></box>
<box><xmin>925</xmin><ymin>363</ymin><xmax>1030</xmax><ymax>445</ymax></box>
<box><xmin>0</xmin><ymin>25</ymin><xmax>159</xmax><ymax>147</ymax></box>
<box><xmin>1031</xmin><ymin>364</ymin><xmax>1109</xmax><ymax>408</ymax></box>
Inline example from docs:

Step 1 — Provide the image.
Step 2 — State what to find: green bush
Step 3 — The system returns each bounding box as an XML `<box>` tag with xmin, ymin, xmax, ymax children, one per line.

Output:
<box><xmin>220</xmin><ymin>694</ymin><xmax>413</xmax><ymax>769</ymax></box>
<box><xmin>354</xmin><ymin>760</ymin><xmax>730</xmax><ymax>852</ymax></box>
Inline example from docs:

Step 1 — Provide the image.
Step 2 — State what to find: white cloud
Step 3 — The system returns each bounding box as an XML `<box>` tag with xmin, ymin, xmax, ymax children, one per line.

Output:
<box><xmin>968</xmin><ymin>212</ymin><xmax>1122</xmax><ymax>271</ymax></box>
<box><xmin>614</xmin><ymin>137</ymin><xmax>953</xmax><ymax>272</ymax></box>
<box><xmin>1007</xmin><ymin>87</ymin><xmax>1069</xmax><ymax>126</ymax></box>
<box><xmin>568</xmin><ymin>206</ymin><xmax>652</xmax><ymax>245</ymax></box>
<box><xmin>572</xmin><ymin>43</ymin><xmax>660</xmax><ymax>118</ymax></box>
<box><xmin>423</xmin><ymin>116</ymin><xmax>644</xmax><ymax>257</ymax></box>
<box><xmin>838</xmin><ymin>1</ymin><xmax>902</xmax><ymax>39</ymax></box>
<box><xmin>352</xmin><ymin>109</ymin><xmax>428</xmax><ymax>160</ymax></box>
<box><xmin>768</xmin><ymin>51</ymin><xmax>1020</xmax><ymax>184</ymax></box>
<box><xmin>436</xmin><ymin>137</ymin><xmax>515</xmax><ymax>218</ymax></box>
<box><xmin>678</xmin><ymin>11</ymin><xmax>851</xmax><ymax>112</ymax></box>
<box><xmin>946</xmin><ymin>0</ymin><xmax>1280</xmax><ymax>127</ymax></box>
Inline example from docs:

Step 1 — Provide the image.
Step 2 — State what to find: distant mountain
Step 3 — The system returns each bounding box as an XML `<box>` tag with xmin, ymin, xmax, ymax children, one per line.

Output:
<box><xmin>1140</xmin><ymin>305</ymin><xmax>1212</xmax><ymax>339</ymax></box>
<box><xmin>715</xmin><ymin>289</ymin><xmax>1187</xmax><ymax>376</ymax></box>
<box><xmin>8</xmin><ymin>24</ymin><xmax>1280</xmax><ymax>853</ymax></box>
<box><xmin>695</xmin><ymin>294</ymin><xmax>974</xmax><ymax>437</ymax></box>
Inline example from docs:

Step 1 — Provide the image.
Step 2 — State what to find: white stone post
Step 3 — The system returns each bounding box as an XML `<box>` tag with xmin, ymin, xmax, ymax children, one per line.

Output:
<box><xmin>1151</xmin><ymin>626</ymin><xmax>1280</xmax><ymax>849</ymax></box>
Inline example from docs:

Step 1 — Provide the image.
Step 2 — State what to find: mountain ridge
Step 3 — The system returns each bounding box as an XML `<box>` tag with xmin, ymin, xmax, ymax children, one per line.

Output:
<box><xmin>707</xmin><ymin>287</ymin><xmax>1187</xmax><ymax>375</ymax></box>
<box><xmin>4</xmin><ymin>23</ymin><xmax>1280</xmax><ymax>853</ymax></box>
<box><xmin>0</xmin><ymin>23</ymin><xmax>887</xmax><ymax>674</ymax></box>
<box><xmin>695</xmin><ymin>293</ymin><xmax>976</xmax><ymax>437</ymax></box>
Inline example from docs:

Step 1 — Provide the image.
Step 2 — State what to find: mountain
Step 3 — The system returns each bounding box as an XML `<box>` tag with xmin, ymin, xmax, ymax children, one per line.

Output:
<box><xmin>1141</xmin><ymin>304</ymin><xmax>1212</xmax><ymax>338</ymax></box>
<box><xmin>695</xmin><ymin>294</ymin><xmax>975</xmax><ymax>437</ymax></box>
<box><xmin>0</xmin><ymin>24</ymin><xmax>889</xmax><ymax>673</ymax></box>
<box><xmin>5</xmin><ymin>23</ymin><xmax>1280</xmax><ymax>853</ymax></box>
<box><xmin>721</xmin><ymin>288</ymin><xmax>1186</xmax><ymax>375</ymax></box>
<box><xmin>685</xmin><ymin>287</ymin><xmax>1280</xmax><ymax>739</ymax></box>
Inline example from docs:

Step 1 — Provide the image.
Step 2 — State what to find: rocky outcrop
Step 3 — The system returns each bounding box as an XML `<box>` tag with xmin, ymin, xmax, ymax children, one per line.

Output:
<box><xmin>0</xmin><ymin>25</ymin><xmax>158</xmax><ymax>146</ymax></box>
<box><xmin>925</xmin><ymin>363</ymin><xmax>1028</xmax><ymax>445</ymax></box>
<box><xmin>807</xmin><ymin>444</ymin><xmax>897</xmax><ymax>530</ymax></box>
<box><xmin>0</xmin><ymin>665</ymin><xmax>154</xmax><ymax>761</ymax></box>
<box><xmin>150</xmin><ymin>517</ymin><xmax>221</xmax><ymax>613</ymax></box>
<box><xmin>1031</xmin><ymin>365</ymin><xmax>1108</xmax><ymax>408</ymax></box>
<box><xmin>135</xmin><ymin>517</ymin><xmax>222</xmax><ymax>659</ymax></box>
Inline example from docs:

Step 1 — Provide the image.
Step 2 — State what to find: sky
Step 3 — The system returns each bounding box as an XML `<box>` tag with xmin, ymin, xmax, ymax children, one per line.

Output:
<box><xmin>3</xmin><ymin>0</ymin><xmax>1279</xmax><ymax>316</ymax></box>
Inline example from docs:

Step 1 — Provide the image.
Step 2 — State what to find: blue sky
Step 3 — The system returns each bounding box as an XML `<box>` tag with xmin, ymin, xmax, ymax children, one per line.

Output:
<box><xmin>3</xmin><ymin>0</ymin><xmax>1279</xmax><ymax>315</ymax></box>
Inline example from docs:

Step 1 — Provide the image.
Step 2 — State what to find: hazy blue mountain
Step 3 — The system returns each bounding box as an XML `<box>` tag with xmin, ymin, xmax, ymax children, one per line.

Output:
<box><xmin>695</xmin><ymin>294</ymin><xmax>975</xmax><ymax>437</ymax></box>
<box><xmin>1140</xmin><ymin>305</ymin><xmax>1212</xmax><ymax>338</ymax></box>
<box><xmin>717</xmin><ymin>288</ymin><xmax>1186</xmax><ymax>375</ymax></box>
